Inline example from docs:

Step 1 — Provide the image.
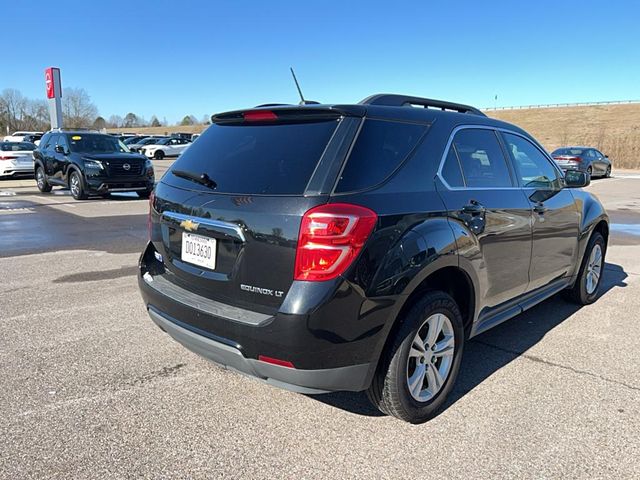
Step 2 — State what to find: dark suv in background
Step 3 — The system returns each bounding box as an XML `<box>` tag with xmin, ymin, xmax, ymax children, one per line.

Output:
<box><xmin>138</xmin><ymin>94</ymin><xmax>608</xmax><ymax>423</ymax></box>
<box><xmin>34</xmin><ymin>129</ymin><xmax>155</xmax><ymax>200</ymax></box>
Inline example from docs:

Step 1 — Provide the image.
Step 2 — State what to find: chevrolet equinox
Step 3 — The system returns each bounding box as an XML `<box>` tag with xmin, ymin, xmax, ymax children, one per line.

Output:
<box><xmin>138</xmin><ymin>94</ymin><xmax>608</xmax><ymax>423</ymax></box>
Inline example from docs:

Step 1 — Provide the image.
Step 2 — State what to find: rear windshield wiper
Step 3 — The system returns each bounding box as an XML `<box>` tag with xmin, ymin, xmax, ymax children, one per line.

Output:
<box><xmin>172</xmin><ymin>169</ymin><xmax>217</xmax><ymax>190</ymax></box>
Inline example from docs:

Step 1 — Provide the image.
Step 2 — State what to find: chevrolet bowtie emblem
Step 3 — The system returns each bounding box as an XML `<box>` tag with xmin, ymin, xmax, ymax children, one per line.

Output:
<box><xmin>180</xmin><ymin>219</ymin><xmax>200</xmax><ymax>232</ymax></box>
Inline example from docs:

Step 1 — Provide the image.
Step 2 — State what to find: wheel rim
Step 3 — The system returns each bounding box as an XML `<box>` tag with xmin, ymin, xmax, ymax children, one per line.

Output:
<box><xmin>70</xmin><ymin>174</ymin><xmax>80</xmax><ymax>197</ymax></box>
<box><xmin>588</xmin><ymin>167</ymin><xmax>592</xmax><ymax>175</ymax></box>
<box><xmin>606</xmin><ymin>166</ymin><xmax>611</xmax><ymax>176</ymax></box>
<box><xmin>36</xmin><ymin>169</ymin><xmax>44</xmax><ymax>189</ymax></box>
<box><xmin>585</xmin><ymin>244</ymin><xmax>603</xmax><ymax>294</ymax></box>
<box><xmin>406</xmin><ymin>313</ymin><xmax>455</xmax><ymax>402</ymax></box>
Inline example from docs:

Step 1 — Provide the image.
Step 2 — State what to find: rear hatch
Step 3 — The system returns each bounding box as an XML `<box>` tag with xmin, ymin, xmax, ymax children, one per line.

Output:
<box><xmin>149</xmin><ymin>107</ymin><xmax>363</xmax><ymax>313</ymax></box>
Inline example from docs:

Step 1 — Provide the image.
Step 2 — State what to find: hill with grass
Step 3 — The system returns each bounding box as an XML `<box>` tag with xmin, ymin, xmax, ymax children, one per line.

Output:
<box><xmin>487</xmin><ymin>103</ymin><xmax>640</xmax><ymax>169</ymax></box>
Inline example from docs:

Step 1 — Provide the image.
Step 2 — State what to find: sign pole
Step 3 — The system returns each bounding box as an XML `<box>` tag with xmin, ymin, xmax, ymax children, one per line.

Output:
<box><xmin>45</xmin><ymin>67</ymin><xmax>63</xmax><ymax>129</ymax></box>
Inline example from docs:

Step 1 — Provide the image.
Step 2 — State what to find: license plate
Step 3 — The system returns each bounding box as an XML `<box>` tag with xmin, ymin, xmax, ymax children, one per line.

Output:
<box><xmin>181</xmin><ymin>232</ymin><xmax>216</xmax><ymax>270</ymax></box>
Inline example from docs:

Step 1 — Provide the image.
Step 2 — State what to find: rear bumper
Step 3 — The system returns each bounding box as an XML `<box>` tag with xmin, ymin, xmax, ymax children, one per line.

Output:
<box><xmin>137</xmin><ymin>243</ymin><xmax>389</xmax><ymax>393</ymax></box>
<box><xmin>146</xmin><ymin>305</ymin><xmax>370</xmax><ymax>394</ymax></box>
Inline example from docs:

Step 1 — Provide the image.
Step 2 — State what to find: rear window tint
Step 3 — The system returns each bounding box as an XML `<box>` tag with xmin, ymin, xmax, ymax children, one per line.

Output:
<box><xmin>167</xmin><ymin>120</ymin><xmax>339</xmax><ymax>194</ymax></box>
<box><xmin>335</xmin><ymin>120</ymin><xmax>427</xmax><ymax>193</ymax></box>
<box><xmin>553</xmin><ymin>148</ymin><xmax>584</xmax><ymax>156</ymax></box>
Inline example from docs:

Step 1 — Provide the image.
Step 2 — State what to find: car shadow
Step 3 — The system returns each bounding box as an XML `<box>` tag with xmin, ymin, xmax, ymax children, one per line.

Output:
<box><xmin>308</xmin><ymin>262</ymin><xmax>628</xmax><ymax>418</ymax></box>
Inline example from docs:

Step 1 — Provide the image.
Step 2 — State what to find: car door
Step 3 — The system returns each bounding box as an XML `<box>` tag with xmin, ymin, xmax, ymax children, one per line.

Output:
<box><xmin>42</xmin><ymin>134</ymin><xmax>59</xmax><ymax>179</ymax></box>
<box><xmin>594</xmin><ymin>148</ymin><xmax>610</xmax><ymax>173</ymax></box>
<box><xmin>56</xmin><ymin>134</ymin><xmax>72</xmax><ymax>182</ymax></box>
<box><xmin>438</xmin><ymin>127</ymin><xmax>532</xmax><ymax>309</ymax></box>
<box><xmin>167</xmin><ymin>138</ymin><xmax>180</xmax><ymax>154</ymax></box>
<box><xmin>585</xmin><ymin>149</ymin><xmax>600</xmax><ymax>174</ymax></box>
<box><xmin>50</xmin><ymin>134</ymin><xmax>70</xmax><ymax>183</ymax></box>
<box><xmin>500</xmin><ymin>132</ymin><xmax>580</xmax><ymax>291</ymax></box>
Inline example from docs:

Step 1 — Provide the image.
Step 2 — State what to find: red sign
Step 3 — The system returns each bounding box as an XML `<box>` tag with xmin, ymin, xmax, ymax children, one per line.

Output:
<box><xmin>45</xmin><ymin>67</ymin><xmax>56</xmax><ymax>98</ymax></box>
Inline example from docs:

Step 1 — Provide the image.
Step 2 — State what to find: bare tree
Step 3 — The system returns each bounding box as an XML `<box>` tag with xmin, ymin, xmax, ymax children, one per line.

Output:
<box><xmin>107</xmin><ymin>115</ymin><xmax>123</xmax><ymax>128</ymax></box>
<box><xmin>62</xmin><ymin>87</ymin><xmax>99</xmax><ymax>128</ymax></box>
<box><xmin>0</xmin><ymin>89</ymin><xmax>27</xmax><ymax>132</ymax></box>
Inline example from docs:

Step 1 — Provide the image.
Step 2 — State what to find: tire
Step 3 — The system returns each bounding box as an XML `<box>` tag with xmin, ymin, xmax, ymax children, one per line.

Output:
<box><xmin>367</xmin><ymin>291</ymin><xmax>465</xmax><ymax>423</ymax></box>
<box><xmin>35</xmin><ymin>166</ymin><xmax>52</xmax><ymax>193</ymax></box>
<box><xmin>565</xmin><ymin>231</ymin><xmax>605</xmax><ymax>305</ymax></box>
<box><xmin>136</xmin><ymin>189</ymin><xmax>152</xmax><ymax>199</ymax></box>
<box><xmin>587</xmin><ymin>166</ymin><xmax>593</xmax><ymax>178</ymax></box>
<box><xmin>69</xmin><ymin>170</ymin><xmax>87</xmax><ymax>200</ymax></box>
<box><xmin>605</xmin><ymin>165</ymin><xmax>611</xmax><ymax>178</ymax></box>
<box><xmin>153</xmin><ymin>150</ymin><xmax>165</xmax><ymax>160</ymax></box>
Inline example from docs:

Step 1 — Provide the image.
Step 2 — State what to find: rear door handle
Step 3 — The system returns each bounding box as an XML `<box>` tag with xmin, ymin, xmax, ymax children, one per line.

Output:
<box><xmin>462</xmin><ymin>201</ymin><xmax>486</xmax><ymax>215</ymax></box>
<box><xmin>533</xmin><ymin>203</ymin><xmax>548</xmax><ymax>214</ymax></box>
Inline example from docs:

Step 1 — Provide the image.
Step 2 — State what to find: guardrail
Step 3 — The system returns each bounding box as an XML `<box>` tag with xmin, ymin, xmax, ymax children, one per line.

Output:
<box><xmin>483</xmin><ymin>99</ymin><xmax>640</xmax><ymax>111</ymax></box>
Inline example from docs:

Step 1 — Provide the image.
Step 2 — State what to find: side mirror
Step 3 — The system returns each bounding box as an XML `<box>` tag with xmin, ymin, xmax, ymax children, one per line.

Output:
<box><xmin>605</xmin><ymin>154</ymin><xmax>609</xmax><ymax>158</ymax></box>
<box><xmin>54</xmin><ymin>145</ymin><xmax>65</xmax><ymax>154</ymax></box>
<box><xmin>564</xmin><ymin>170</ymin><xmax>590</xmax><ymax>188</ymax></box>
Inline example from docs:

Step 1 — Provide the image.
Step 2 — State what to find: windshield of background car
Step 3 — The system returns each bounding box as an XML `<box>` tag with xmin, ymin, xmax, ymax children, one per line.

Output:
<box><xmin>165</xmin><ymin>120</ymin><xmax>339</xmax><ymax>194</ymax></box>
<box><xmin>142</xmin><ymin>138</ymin><xmax>163</xmax><ymax>145</ymax></box>
<box><xmin>553</xmin><ymin>148</ymin><xmax>585</xmax><ymax>156</ymax></box>
<box><xmin>0</xmin><ymin>142</ymin><xmax>36</xmax><ymax>151</ymax></box>
<box><xmin>67</xmin><ymin>134</ymin><xmax>130</xmax><ymax>154</ymax></box>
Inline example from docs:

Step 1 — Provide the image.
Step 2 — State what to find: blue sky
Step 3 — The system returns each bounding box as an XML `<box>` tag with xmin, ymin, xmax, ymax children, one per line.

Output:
<box><xmin>2</xmin><ymin>0</ymin><xmax>639</xmax><ymax>123</ymax></box>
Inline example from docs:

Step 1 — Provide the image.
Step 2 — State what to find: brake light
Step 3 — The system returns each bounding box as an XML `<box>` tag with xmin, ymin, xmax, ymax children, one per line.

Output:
<box><xmin>0</xmin><ymin>155</ymin><xmax>17</xmax><ymax>161</ymax></box>
<box><xmin>294</xmin><ymin>203</ymin><xmax>377</xmax><ymax>281</ymax></box>
<box><xmin>147</xmin><ymin>190</ymin><xmax>155</xmax><ymax>240</ymax></box>
<box><xmin>243</xmin><ymin>110</ymin><xmax>277</xmax><ymax>122</ymax></box>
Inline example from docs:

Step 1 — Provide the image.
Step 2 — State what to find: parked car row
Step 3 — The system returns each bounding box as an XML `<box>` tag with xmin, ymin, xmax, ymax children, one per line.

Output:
<box><xmin>3</xmin><ymin>131</ymin><xmax>43</xmax><ymax>145</ymax></box>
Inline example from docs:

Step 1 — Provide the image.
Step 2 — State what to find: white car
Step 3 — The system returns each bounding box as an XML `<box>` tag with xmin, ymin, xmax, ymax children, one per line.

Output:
<box><xmin>141</xmin><ymin>137</ymin><xmax>191</xmax><ymax>159</ymax></box>
<box><xmin>0</xmin><ymin>141</ymin><xmax>36</xmax><ymax>177</ymax></box>
<box><xmin>3</xmin><ymin>131</ymin><xmax>43</xmax><ymax>143</ymax></box>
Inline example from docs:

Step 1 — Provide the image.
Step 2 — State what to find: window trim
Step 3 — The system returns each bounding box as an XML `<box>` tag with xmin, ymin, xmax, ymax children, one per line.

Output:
<box><xmin>437</xmin><ymin>125</ymin><xmax>564</xmax><ymax>191</ymax></box>
<box><xmin>437</xmin><ymin>125</ymin><xmax>517</xmax><ymax>190</ymax></box>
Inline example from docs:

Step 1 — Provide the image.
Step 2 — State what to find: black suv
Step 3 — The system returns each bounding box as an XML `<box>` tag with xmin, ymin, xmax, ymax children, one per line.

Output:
<box><xmin>34</xmin><ymin>130</ymin><xmax>155</xmax><ymax>200</ymax></box>
<box><xmin>138</xmin><ymin>94</ymin><xmax>608</xmax><ymax>423</ymax></box>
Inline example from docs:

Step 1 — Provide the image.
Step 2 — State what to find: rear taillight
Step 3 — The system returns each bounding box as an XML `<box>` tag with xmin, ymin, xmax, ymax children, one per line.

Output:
<box><xmin>0</xmin><ymin>155</ymin><xmax>17</xmax><ymax>161</ymax></box>
<box><xmin>147</xmin><ymin>190</ymin><xmax>155</xmax><ymax>240</ymax></box>
<box><xmin>294</xmin><ymin>203</ymin><xmax>377</xmax><ymax>281</ymax></box>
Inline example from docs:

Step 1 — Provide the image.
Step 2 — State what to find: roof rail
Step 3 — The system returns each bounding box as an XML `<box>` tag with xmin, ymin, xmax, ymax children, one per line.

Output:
<box><xmin>359</xmin><ymin>94</ymin><xmax>486</xmax><ymax>117</ymax></box>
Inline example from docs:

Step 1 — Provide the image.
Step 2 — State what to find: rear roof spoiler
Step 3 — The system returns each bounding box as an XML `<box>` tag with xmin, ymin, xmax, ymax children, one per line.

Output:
<box><xmin>360</xmin><ymin>94</ymin><xmax>486</xmax><ymax>117</ymax></box>
<box><xmin>211</xmin><ymin>105</ymin><xmax>366</xmax><ymax>124</ymax></box>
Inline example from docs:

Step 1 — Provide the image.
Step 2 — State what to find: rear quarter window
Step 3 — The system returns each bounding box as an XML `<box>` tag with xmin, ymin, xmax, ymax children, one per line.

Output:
<box><xmin>335</xmin><ymin>120</ymin><xmax>427</xmax><ymax>193</ymax></box>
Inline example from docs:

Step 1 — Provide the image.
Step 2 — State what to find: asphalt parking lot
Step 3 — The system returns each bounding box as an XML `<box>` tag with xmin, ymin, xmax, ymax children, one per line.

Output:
<box><xmin>1</xmin><ymin>167</ymin><xmax>639</xmax><ymax>479</ymax></box>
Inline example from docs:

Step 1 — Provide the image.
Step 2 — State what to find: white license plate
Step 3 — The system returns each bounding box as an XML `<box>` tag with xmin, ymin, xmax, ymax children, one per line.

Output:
<box><xmin>181</xmin><ymin>232</ymin><xmax>216</xmax><ymax>270</ymax></box>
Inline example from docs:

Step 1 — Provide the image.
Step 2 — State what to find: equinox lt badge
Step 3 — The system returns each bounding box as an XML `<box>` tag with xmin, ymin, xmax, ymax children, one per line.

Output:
<box><xmin>241</xmin><ymin>284</ymin><xmax>284</xmax><ymax>298</ymax></box>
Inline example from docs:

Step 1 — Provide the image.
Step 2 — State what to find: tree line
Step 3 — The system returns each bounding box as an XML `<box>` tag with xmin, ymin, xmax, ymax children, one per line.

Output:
<box><xmin>0</xmin><ymin>87</ymin><xmax>208</xmax><ymax>134</ymax></box>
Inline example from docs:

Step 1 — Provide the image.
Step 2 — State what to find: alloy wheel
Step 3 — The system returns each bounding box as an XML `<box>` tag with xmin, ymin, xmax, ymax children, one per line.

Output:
<box><xmin>585</xmin><ymin>244</ymin><xmax>603</xmax><ymax>294</ymax></box>
<box><xmin>70</xmin><ymin>174</ymin><xmax>80</xmax><ymax>197</ymax></box>
<box><xmin>406</xmin><ymin>313</ymin><xmax>455</xmax><ymax>402</ymax></box>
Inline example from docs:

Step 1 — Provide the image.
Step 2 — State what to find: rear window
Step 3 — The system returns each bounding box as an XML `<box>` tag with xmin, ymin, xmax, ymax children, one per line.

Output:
<box><xmin>553</xmin><ymin>148</ymin><xmax>584</xmax><ymax>156</ymax></box>
<box><xmin>167</xmin><ymin>120</ymin><xmax>339</xmax><ymax>194</ymax></box>
<box><xmin>0</xmin><ymin>142</ymin><xmax>35</xmax><ymax>151</ymax></box>
<box><xmin>335</xmin><ymin>120</ymin><xmax>427</xmax><ymax>192</ymax></box>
